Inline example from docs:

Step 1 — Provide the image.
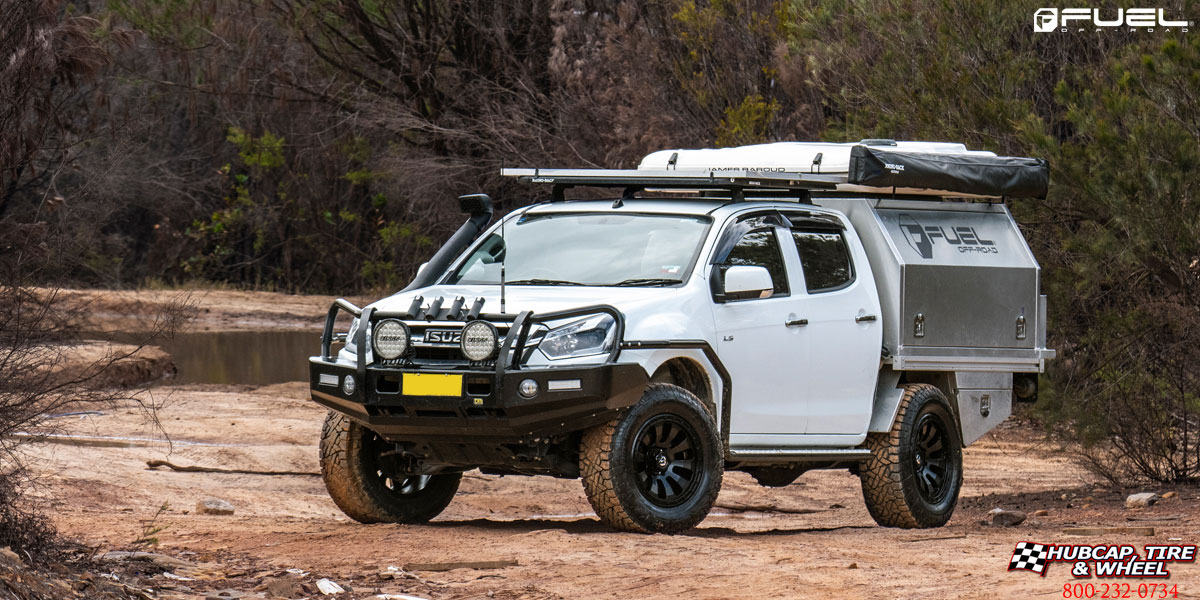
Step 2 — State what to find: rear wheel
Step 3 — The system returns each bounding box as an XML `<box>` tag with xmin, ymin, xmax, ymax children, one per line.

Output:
<box><xmin>859</xmin><ymin>384</ymin><xmax>962</xmax><ymax>528</ymax></box>
<box><xmin>580</xmin><ymin>384</ymin><xmax>723</xmax><ymax>533</ymax></box>
<box><xmin>319</xmin><ymin>411</ymin><xmax>460</xmax><ymax>524</ymax></box>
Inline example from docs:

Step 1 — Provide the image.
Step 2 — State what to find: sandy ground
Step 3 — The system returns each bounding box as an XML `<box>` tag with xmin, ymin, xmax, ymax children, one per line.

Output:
<box><xmin>56</xmin><ymin>288</ymin><xmax>370</xmax><ymax>333</ymax></box>
<box><xmin>21</xmin><ymin>383</ymin><xmax>1197</xmax><ymax>600</ymax></box>
<box><xmin>15</xmin><ymin>290</ymin><xmax>1200</xmax><ymax>599</ymax></box>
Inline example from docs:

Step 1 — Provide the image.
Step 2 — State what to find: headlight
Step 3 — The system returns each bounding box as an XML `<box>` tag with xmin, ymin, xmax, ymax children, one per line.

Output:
<box><xmin>372</xmin><ymin>319</ymin><xmax>410</xmax><ymax>359</ymax></box>
<box><xmin>538</xmin><ymin>313</ymin><xmax>616</xmax><ymax>360</ymax></box>
<box><xmin>460</xmin><ymin>320</ymin><xmax>498</xmax><ymax>361</ymax></box>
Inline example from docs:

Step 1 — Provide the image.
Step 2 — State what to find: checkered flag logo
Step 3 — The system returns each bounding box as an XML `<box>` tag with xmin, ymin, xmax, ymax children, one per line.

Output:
<box><xmin>1009</xmin><ymin>542</ymin><xmax>1049</xmax><ymax>575</ymax></box>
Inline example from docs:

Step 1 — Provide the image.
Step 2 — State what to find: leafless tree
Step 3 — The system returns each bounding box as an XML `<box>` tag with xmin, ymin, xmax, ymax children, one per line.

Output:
<box><xmin>0</xmin><ymin>0</ymin><xmax>131</xmax><ymax>219</ymax></box>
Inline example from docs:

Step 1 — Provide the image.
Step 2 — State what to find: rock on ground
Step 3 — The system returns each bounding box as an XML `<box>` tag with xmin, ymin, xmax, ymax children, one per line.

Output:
<box><xmin>98</xmin><ymin>551</ymin><xmax>194</xmax><ymax>570</ymax></box>
<box><xmin>316</xmin><ymin>578</ymin><xmax>345</xmax><ymax>594</ymax></box>
<box><xmin>196</xmin><ymin>498</ymin><xmax>236</xmax><ymax>515</ymax></box>
<box><xmin>990</xmin><ymin>508</ymin><xmax>1027</xmax><ymax>527</ymax></box>
<box><xmin>1125</xmin><ymin>493</ymin><xmax>1158</xmax><ymax>509</ymax></box>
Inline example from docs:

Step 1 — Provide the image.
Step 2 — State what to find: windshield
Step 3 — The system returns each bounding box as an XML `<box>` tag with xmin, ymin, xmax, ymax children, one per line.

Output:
<box><xmin>446</xmin><ymin>212</ymin><xmax>710</xmax><ymax>286</ymax></box>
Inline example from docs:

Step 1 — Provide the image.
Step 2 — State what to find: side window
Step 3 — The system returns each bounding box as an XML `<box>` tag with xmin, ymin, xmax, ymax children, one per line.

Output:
<box><xmin>791</xmin><ymin>228</ymin><xmax>854</xmax><ymax>292</ymax></box>
<box><xmin>720</xmin><ymin>229</ymin><xmax>789</xmax><ymax>297</ymax></box>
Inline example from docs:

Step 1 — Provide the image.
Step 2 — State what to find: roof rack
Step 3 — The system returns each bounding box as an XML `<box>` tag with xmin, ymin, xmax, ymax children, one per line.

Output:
<box><xmin>500</xmin><ymin>168</ymin><xmax>841</xmax><ymax>203</ymax></box>
<box><xmin>504</xmin><ymin>144</ymin><xmax>1050</xmax><ymax>203</ymax></box>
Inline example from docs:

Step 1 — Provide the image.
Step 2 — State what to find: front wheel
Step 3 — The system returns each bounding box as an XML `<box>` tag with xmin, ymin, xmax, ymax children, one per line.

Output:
<box><xmin>580</xmin><ymin>384</ymin><xmax>723</xmax><ymax>533</ymax></box>
<box><xmin>859</xmin><ymin>383</ymin><xmax>963</xmax><ymax>528</ymax></box>
<box><xmin>319</xmin><ymin>411</ymin><xmax>461</xmax><ymax>524</ymax></box>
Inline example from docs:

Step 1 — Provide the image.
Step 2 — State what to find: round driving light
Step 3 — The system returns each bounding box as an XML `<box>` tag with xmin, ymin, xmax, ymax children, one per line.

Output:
<box><xmin>460</xmin><ymin>320</ymin><xmax>498</xmax><ymax>361</ymax></box>
<box><xmin>372</xmin><ymin>319</ymin><xmax>409</xmax><ymax>359</ymax></box>
<box><xmin>342</xmin><ymin>374</ymin><xmax>357</xmax><ymax>395</ymax></box>
<box><xmin>518</xmin><ymin>378</ymin><xmax>539</xmax><ymax>399</ymax></box>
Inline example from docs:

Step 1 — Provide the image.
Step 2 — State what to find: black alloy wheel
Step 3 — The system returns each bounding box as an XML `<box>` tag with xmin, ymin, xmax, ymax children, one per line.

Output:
<box><xmin>859</xmin><ymin>384</ymin><xmax>963</xmax><ymax>528</ymax></box>
<box><xmin>580</xmin><ymin>384</ymin><xmax>723</xmax><ymax>533</ymax></box>
<box><xmin>631</xmin><ymin>414</ymin><xmax>703</xmax><ymax>508</ymax></box>
<box><xmin>912</xmin><ymin>412</ymin><xmax>951</xmax><ymax>505</ymax></box>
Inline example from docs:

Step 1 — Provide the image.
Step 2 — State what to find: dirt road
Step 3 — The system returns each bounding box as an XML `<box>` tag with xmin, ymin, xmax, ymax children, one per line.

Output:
<box><xmin>24</xmin><ymin>381</ymin><xmax>1197</xmax><ymax>599</ymax></box>
<box><xmin>21</xmin><ymin>289</ymin><xmax>1200</xmax><ymax>599</ymax></box>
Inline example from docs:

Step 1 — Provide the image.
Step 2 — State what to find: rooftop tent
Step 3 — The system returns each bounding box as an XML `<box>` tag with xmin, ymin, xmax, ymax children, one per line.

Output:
<box><xmin>846</xmin><ymin>145</ymin><xmax>1049</xmax><ymax>199</ymax></box>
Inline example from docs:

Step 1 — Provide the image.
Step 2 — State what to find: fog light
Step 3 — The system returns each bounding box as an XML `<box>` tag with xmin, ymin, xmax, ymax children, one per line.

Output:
<box><xmin>518</xmin><ymin>378</ymin><xmax>539</xmax><ymax>398</ymax></box>
<box><xmin>460</xmin><ymin>320</ymin><xmax>499</xmax><ymax>361</ymax></box>
<box><xmin>373</xmin><ymin>319</ymin><xmax>410</xmax><ymax>359</ymax></box>
<box><xmin>342</xmin><ymin>374</ymin><xmax>357</xmax><ymax>395</ymax></box>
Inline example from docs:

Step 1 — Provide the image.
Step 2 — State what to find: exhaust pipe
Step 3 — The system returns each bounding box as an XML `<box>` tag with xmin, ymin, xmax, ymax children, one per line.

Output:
<box><xmin>403</xmin><ymin>193</ymin><xmax>493</xmax><ymax>291</ymax></box>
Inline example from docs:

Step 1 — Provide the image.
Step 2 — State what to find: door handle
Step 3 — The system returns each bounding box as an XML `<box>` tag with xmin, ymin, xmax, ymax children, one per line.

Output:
<box><xmin>855</xmin><ymin>314</ymin><xmax>877</xmax><ymax>323</ymax></box>
<box><xmin>785</xmin><ymin>318</ymin><xmax>808</xmax><ymax>327</ymax></box>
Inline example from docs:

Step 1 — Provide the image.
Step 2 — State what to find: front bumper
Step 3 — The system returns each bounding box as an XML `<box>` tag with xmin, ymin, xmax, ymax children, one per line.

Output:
<box><xmin>310</xmin><ymin>358</ymin><xmax>648</xmax><ymax>442</ymax></box>
<box><xmin>311</xmin><ymin>300</ymin><xmax>649</xmax><ymax>442</ymax></box>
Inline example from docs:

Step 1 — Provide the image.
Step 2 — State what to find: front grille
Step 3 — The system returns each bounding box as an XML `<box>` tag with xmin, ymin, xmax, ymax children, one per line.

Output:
<box><xmin>411</xmin><ymin>346</ymin><xmax>466</xmax><ymax>362</ymax></box>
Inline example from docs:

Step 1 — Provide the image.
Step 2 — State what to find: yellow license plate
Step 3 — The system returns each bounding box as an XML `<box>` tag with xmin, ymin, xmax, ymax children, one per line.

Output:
<box><xmin>402</xmin><ymin>373</ymin><xmax>463</xmax><ymax>397</ymax></box>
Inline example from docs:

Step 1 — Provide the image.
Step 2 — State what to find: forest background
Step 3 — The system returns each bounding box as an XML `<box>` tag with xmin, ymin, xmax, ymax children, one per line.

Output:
<box><xmin>2</xmin><ymin>0</ymin><xmax>1198</xmax><ymax>489</ymax></box>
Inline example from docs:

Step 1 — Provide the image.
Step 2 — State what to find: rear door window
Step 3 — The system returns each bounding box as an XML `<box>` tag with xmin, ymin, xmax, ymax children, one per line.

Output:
<box><xmin>791</xmin><ymin>229</ymin><xmax>854</xmax><ymax>293</ymax></box>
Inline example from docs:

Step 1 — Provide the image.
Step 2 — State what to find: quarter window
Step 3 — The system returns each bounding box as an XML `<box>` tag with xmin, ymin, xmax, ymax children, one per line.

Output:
<box><xmin>720</xmin><ymin>229</ymin><xmax>789</xmax><ymax>297</ymax></box>
<box><xmin>791</xmin><ymin>229</ymin><xmax>854</xmax><ymax>292</ymax></box>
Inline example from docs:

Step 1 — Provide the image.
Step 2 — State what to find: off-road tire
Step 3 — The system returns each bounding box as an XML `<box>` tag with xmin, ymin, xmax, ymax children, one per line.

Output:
<box><xmin>580</xmin><ymin>384</ymin><xmax>723</xmax><ymax>533</ymax></box>
<box><xmin>859</xmin><ymin>383</ymin><xmax>963</xmax><ymax>528</ymax></box>
<box><xmin>319</xmin><ymin>411</ymin><xmax>460</xmax><ymax>524</ymax></box>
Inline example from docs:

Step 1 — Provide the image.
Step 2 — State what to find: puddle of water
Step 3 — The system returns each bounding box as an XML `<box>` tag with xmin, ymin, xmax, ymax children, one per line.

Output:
<box><xmin>102</xmin><ymin>330</ymin><xmax>323</xmax><ymax>385</ymax></box>
<box><xmin>165</xmin><ymin>330</ymin><xmax>321</xmax><ymax>385</ymax></box>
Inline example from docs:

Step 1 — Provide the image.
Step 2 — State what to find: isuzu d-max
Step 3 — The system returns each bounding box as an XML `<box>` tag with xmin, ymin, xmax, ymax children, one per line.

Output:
<box><xmin>308</xmin><ymin>140</ymin><xmax>1054</xmax><ymax>533</ymax></box>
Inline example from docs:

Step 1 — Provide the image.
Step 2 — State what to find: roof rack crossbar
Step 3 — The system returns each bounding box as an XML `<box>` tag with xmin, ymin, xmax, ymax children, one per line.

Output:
<box><xmin>551</xmin><ymin>185</ymin><xmax>567</xmax><ymax>202</ymax></box>
<box><xmin>502</xmin><ymin>168</ymin><xmax>840</xmax><ymax>203</ymax></box>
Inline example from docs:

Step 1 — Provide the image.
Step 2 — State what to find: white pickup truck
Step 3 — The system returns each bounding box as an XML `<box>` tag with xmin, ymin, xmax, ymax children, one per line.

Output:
<box><xmin>309</xmin><ymin>140</ymin><xmax>1055</xmax><ymax>533</ymax></box>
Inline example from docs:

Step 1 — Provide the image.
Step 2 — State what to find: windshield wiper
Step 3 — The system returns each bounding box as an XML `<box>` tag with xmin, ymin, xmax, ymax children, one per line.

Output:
<box><xmin>506</xmin><ymin>278</ymin><xmax>585</xmax><ymax>286</ymax></box>
<box><xmin>607</xmin><ymin>278</ymin><xmax>683</xmax><ymax>287</ymax></box>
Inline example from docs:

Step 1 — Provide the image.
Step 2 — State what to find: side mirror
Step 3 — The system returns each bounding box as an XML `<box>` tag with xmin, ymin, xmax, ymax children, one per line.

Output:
<box><xmin>723</xmin><ymin>266</ymin><xmax>774</xmax><ymax>299</ymax></box>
